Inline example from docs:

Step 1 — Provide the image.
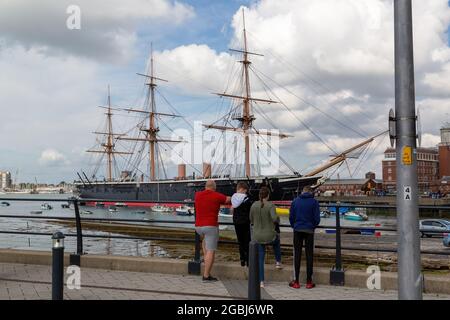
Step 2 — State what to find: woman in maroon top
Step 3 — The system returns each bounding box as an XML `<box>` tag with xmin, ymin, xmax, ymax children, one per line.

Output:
<box><xmin>194</xmin><ymin>180</ymin><xmax>230</xmax><ymax>282</ymax></box>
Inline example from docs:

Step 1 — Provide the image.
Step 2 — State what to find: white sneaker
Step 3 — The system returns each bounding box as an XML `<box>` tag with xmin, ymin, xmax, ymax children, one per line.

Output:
<box><xmin>260</xmin><ymin>281</ymin><xmax>265</xmax><ymax>288</ymax></box>
<box><xmin>275</xmin><ymin>262</ymin><xmax>283</xmax><ymax>270</ymax></box>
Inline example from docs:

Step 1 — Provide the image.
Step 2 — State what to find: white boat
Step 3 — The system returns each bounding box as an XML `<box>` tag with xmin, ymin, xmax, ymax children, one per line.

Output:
<box><xmin>344</xmin><ymin>211</ymin><xmax>368</xmax><ymax>221</ymax></box>
<box><xmin>108</xmin><ymin>206</ymin><xmax>118</xmax><ymax>213</ymax></box>
<box><xmin>151</xmin><ymin>205</ymin><xmax>172</xmax><ymax>213</ymax></box>
<box><xmin>40</xmin><ymin>203</ymin><xmax>53</xmax><ymax>210</ymax></box>
<box><xmin>175</xmin><ymin>205</ymin><xmax>194</xmax><ymax>216</ymax></box>
<box><xmin>115</xmin><ymin>202</ymin><xmax>128</xmax><ymax>207</ymax></box>
<box><xmin>219</xmin><ymin>208</ymin><xmax>232</xmax><ymax>218</ymax></box>
<box><xmin>81</xmin><ymin>210</ymin><xmax>93</xmax><ymax>215</ymax></box>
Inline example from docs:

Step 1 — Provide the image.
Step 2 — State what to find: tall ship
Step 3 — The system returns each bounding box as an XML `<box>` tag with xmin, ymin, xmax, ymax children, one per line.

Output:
<box><xmin>74</xmin><ymin>10</ymin><xmax>386</xmax><ymax>203</ymax></box>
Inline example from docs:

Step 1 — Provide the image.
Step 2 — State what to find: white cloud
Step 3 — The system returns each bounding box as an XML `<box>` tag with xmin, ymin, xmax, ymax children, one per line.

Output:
<box><xmin>38</xmin><ymin>149</ymin><xmax>69</xmax><ymax>166</ymax></box>
<box><xmin>153</xmin><ymin>0</ymin><xmax>450</xmax><ymax>178</ymax></box>
<box><xmin>0</xmin><ymin>0</ymin><xmax>195</xmax><ymax>63</ymax></box>
<box><xmin>421</xmin><ymin>133</ymin><xmax>441</xmax><ymax>148</ymax></box>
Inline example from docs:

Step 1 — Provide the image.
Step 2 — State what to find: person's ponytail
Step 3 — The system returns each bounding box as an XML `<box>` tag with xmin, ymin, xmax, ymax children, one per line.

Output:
<box><xmin>259</xmin><ymin>187</ymin><xmax>270</xmax><ymax>208</ymax></box>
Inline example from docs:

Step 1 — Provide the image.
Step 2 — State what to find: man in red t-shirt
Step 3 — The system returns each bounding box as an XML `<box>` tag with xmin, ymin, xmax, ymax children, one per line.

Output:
<box><xmin>195</xmin><ymin>179</ymin><xmax>230</xmax><ymax>282</ymax></box>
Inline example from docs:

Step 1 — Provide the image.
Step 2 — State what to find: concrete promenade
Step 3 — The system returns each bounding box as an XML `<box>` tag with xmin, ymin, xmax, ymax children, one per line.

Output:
<box><xmin>0</xmin><ymin>262</ymin><xmax>450</xmax><ymax>300</ymax></box>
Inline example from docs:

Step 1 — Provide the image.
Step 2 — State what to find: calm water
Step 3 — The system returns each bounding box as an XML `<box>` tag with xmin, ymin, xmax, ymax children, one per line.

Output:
<box><xmin>0</xmin><ymin>193</ymin><xmax>397</xmax><ymax>257</ymax></box>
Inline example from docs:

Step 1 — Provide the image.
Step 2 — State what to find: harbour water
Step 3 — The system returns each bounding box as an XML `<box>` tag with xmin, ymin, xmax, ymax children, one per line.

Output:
<box><xmin>0</xmin><ymin>193</ymin><xmax>399</xmax><ymax>257</ymax></box>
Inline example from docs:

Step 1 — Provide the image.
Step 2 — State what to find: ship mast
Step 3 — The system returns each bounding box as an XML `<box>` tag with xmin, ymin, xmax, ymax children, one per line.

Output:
<box><xmin>87</xmin><ymin>86</ymin><xmax>132</xmax><ymax>182</ymax></box>
<box><xmin>242</xmin><ymin>10</ymin><xmax>252</xmax><ymax>177</ymax></box>
<box><xmin>205</xmin><ymin>9</ymin><xmax>287</xmax><ymax>177</ymax></box>
<box><xmin>116</xmin><ymin>44</ymin><xmax>182</xmax><ymax>181</ymax></box>
<box><xmin>304</xmin><ymin>130</ymin><xmax>389</xmax><ymax>177</ymax></box>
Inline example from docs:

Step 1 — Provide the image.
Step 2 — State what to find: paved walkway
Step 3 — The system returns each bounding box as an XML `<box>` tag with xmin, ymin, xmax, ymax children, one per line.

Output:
<box><xmin>0</xmin><ymin>263</ymin><xmax>449</xmax><ymax>300</ymax></box>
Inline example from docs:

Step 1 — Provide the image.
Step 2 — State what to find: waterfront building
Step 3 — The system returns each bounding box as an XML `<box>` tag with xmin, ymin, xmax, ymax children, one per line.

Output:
<box><xmin>439</xmin><ymin>125</ymin><xmax>450</xmax><ymax>179</ymax></box>
<box><xmin>382</xmin><ymin>125</ymin><xmax>450</xmax><ymax>195</ymax></box>
<box><xmin>318</xmin><ymin>172</ymin><xmax>383</xmax><ymax>196</ymax></box>
<box><xmin>0</xmin><ymin>171</ymin><xmax>12</xmax><ymax>190</ymax></box>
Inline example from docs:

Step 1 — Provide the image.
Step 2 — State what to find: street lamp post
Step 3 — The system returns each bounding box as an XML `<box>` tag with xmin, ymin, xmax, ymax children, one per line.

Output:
<box><xmin>394</xmin><ymin>0</ymin><xmax>423</xmax><ymax>300</ymax></box>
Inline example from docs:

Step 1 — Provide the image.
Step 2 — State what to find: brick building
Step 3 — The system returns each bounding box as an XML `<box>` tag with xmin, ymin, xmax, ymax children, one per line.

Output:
<box><xmin>318</xmin><ymin>172</ymin><xmax>383</xmax><ymax>196</ymax></box>
<box><xmin>382</xmin><ymin>125</ymin><xmax>450</xmax><ymax>195</ymax></box>
<box><xmin>382</xmin><ymin>147</ymin><xmax>439</xmax><ymax>192</ymax></box>
<box><xmin>439</xmin><ymin>126</ymin><xmax>450</xmax><ymax>179</ymax></box>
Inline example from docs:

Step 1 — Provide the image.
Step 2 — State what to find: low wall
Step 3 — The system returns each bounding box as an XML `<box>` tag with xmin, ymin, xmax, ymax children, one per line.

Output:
<box><xmin>0</xmin><ymin>249</ymin><xmax>448</xmax><ymax>296</ymax></box>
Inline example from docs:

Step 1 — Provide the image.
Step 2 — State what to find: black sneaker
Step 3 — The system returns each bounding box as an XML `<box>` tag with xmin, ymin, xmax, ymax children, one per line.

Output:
<box><xmin>202</xmin><ymin>275</ymin><xmax>218</xmax><ymax>282</ymax></box>
<box><xmin>240</xmin><ymin>260</ymin><xmax>246</xmax><ymax>267</ymax></box>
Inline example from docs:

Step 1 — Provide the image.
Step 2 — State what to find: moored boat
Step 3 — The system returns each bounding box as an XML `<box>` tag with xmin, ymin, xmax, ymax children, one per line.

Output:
<box><xmin>108</xmin><ymin>206</ymin><xmax>118</xmax><ymax>213</ymax></box>
<box><xmin>151</xmin><ymin>205</ymin><xmax>172</xmax><ymax>213</ymax></box>
<box><xmin>175</xmin><ymin>205</ymin><xmax>194</xmax><ymax>216</ymax></box>
<box><xmin>219</xmin><ymin>207</ymin><xmax>232</xmax><ymax>218</ymax></box>
<box><xmin>344</xmin><ymin>211</ymin><xmax>368</xmax><ymax>221</ymax></box>
<box><xmin>275</xmin><ymin>207</ymin><xmax>289</xmax><ymax>215</ymax></box>
<box><xmin>0</xmin><ymin>201</ymin><xmax>10</xmax><ymax>207</ymax></box>
<box><xmin>115</xmin><ymin>202</ymin><xmax>128</xmax><ymax>207</ymax></box>
<box><xmin>41</xmin><ymin>203</ymin><xmax>53</xmax><ymax>210</ymax></box>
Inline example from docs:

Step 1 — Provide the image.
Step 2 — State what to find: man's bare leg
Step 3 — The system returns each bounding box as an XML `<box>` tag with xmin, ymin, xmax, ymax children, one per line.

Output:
<box><xmin>203</xmin><ymin>250</ymin><xmax>215</xmax><ymax>278</ymax></box>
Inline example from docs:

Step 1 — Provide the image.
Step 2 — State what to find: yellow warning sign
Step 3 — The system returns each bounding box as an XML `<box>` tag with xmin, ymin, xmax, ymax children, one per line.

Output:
<box><xmin>402</xmin><ymin>146</ymin><xmax>412</xmax><ymax>165</ymax></box>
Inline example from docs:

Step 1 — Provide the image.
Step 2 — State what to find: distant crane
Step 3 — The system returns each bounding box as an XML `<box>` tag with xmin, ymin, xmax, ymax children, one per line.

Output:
<box><xmin>13</xmin><ymin>169</ymin><xmax>19</xmax><ymax>191</ymax></box>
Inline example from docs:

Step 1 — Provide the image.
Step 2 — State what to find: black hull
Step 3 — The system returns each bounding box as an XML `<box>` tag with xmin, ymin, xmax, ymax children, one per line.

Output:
<box><xmin>75</xmin><ymin>176</ymin><xmax>320</xmax><ymax>202</ymax></box>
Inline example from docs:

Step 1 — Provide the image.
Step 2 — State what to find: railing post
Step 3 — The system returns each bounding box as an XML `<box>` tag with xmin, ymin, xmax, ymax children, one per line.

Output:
<box><xmin>330</xmin><ymin>204</ymin><xmax>345</xmax><ymax>285</ymax></box>
<box><xmin>248</xmin><ymin>240</ymin><xmax>260</xmax><ymax>300</ymax></box>
<box><xmin>52</xmin><ymin>231</ymin><xmax>65</xmax><ymax>300</ymax></box>
<box><xmin>188</xmin><ymin>204</ymin><xmax>201</xmax><ymax>275</ymax></box>
<box><xmin>70</xmin><ymin>199</ymin><xmax>83</xmax><ymax>266</ymax></box>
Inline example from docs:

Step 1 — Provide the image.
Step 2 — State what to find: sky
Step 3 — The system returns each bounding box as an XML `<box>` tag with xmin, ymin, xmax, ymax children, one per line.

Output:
<box><xmin>0</xmin><ymin>0</ymin><xmax>449</xmax><ymax>184</ymax></box>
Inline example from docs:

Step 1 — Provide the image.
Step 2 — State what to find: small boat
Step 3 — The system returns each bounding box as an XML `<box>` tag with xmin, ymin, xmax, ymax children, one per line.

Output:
<box><xmin>275</xmin><ymin>207</ymin><xmax>289</xmax><ymax>215</ymax></box>
<box><xmin>41</xmin><ymin>203</ymin><xmax>53</xmax><ymax>210</ymax></box>
<box><xmin>219</xmin><ymin>208</ymin><xmax>232</xmax><ymax>218</ymax></box>
<box><xmin>61</xmin><ymin>204</ymin><xmax>70</xmax><ymax>209</ymax></box>
<box><xmin>115</xmin><ymin>202</ymin><xmax>128</xmax><ymax>207</ymax></box>
<box><xmin>95</xmin><ymin>202</ymin><xmax>105</xmax><ymax>207</ymax></box>
<box><xmin>320</xmin><ymin>210</ymin><xmax>331</xmax><ymax>218</ymax></box>
<box><xmin>133</xmin><ymin>210</ymin><xmax>147</xmax><ymax>214</ymax></box>
<box><xmin>344</xmin><ymin>211</ymin><xmax>368</xmax><ymax>221</ymax></box>
<box><xmin>81</xmin><ymin>210</ymin><xmax>93</xmax><ymax>215</ymax></box>
<box><xmin>175</xmin><ymin>205</ymin><xmax>194</xmax><ymax>216</ymax></box>
<box><xmin>30</xmin><ymin>210</ymin><xmax>43</xmax><ymax>214</ymax></box>
<box><xmin>151</xmin><ymin>205</ymin><xmax>172</xmax><ymax>213</ymax></box>
<box><xmin>0</xmin><ymin>201</ymin><xmax>10</xmax><ymax>207</ymax></box>
<box><xmin>108</xmin><ymin>206</ymin><xmax>118</xmax><ymax>213</ymax></box>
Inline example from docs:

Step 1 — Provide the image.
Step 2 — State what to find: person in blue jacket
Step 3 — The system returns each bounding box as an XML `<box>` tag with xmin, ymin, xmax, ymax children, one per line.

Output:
<box><xmin>288</xmin><ymin>185</ymin><xmax>320</xmax><ymax>289</ymax></box>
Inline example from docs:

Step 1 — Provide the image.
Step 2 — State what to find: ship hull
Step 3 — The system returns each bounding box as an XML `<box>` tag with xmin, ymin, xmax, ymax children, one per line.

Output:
<box><xmin>75</xmin><ymin>175</ymin><xmax>321</xmax><ymax>203</ymax></box>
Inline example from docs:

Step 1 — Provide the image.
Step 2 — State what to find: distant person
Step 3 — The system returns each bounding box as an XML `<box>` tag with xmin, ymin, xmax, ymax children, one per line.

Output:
<box><xmin>250</xmin><ymin>187</ymin><xmax>279</xmax><ymax>288</ymax></box>
<box><xmin>195</xmin><ymin>179</ymin><xmax>231</xmax><ymax>282</ymax></box>
<box><xmin>289</xmin><ymin>185</ymin><xmax>320</xmax><ymax>289</ymax></box>
<box><xmin>231</xmin><ymin>182</ymin><xmax>253</xmax><ymax>267</ymax></box>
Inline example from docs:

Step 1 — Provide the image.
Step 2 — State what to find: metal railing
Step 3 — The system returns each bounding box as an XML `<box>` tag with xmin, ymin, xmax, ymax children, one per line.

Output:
<box><xmin>0</xmin><ymin>197</ymin><xmax>449</xmax><ymax>293</ymax></box>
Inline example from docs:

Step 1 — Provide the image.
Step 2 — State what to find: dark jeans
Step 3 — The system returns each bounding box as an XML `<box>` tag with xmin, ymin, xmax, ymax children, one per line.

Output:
<box><xmin>293</xmin><ymin>231</ymin><xmax>314</xmax><ymax>282</ymax></box>
<box><xmin>234</xmin><ymin>223</ymin><xmax>251</xmax><ymax>264</ymax></box>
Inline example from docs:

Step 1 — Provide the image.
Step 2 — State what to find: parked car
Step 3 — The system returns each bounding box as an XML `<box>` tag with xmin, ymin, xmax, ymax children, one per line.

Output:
<box><xmin>419</xmin><ymin>219</ymin><xmax>450</xmax><ymax>238</ymax></box>
<box><xmin>443</xmin><ymin>233</ymin><xmax>450</xmax><ymax>247</ymax></box>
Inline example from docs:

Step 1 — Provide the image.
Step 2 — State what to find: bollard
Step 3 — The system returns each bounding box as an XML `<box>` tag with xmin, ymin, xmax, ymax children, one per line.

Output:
<box><xmin>52</xmin><ymin>231</ymin><xmax>65</xmax><ymax>300</ymax></box>
<box><xmin>248</xmin><ymin>241</ymin><xmax>260</xmax><ymax>300</ymax></box>
<box><xmin>70</xmin><ymin>199</ymin><xmax>83</xmax><ymax>267</ymax></box>
<box><xmin>330</xmin><ymin>205</ymin><xmax>345</xmax><ymax>285</ymax></box>
<box><xmin>188</xmin><ymin>231</ymin><xmax>201</xmax><ymax>275</ymax></box>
